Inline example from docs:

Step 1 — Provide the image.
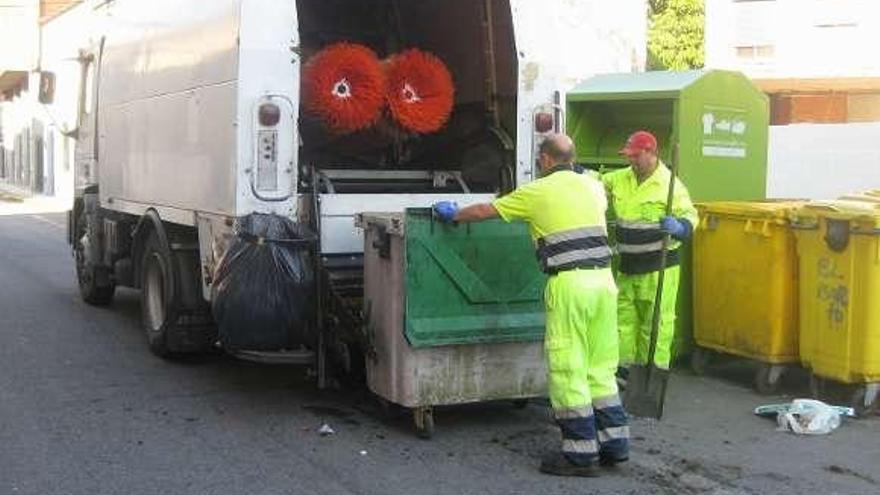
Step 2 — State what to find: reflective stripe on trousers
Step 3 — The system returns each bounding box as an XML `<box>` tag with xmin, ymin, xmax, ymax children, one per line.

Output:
<box><xmin>592</xmin><ymin>395</ymin><xmax>630</xmax><ymax>459</ymax></box>
<box><xmin>545</xmin><ymin>269</ymin><xmax>629</xmax><ymax>465</ymax></box>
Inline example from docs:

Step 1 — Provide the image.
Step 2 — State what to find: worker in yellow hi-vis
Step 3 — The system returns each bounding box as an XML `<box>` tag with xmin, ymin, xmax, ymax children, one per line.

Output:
<box><xmin>432</xmin><ymin>134</ymin><xmax>629</xmax><ymax>478</ymax></box>
<box><xmin>603</xmin><ymin>131</ymin><xmax>698</xmax><ymax>380</ymax></box>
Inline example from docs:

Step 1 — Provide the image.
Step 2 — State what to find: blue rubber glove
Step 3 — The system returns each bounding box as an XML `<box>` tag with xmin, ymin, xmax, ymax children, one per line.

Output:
<box><xmin>433</xmin><ymin>201</ymin><xmax>459</xmax><ymax>223</ymax></box>
<box><xmin>660</xmin><ymin>216</ymin><xmax>691</xmax><ymax>240</ymax></box>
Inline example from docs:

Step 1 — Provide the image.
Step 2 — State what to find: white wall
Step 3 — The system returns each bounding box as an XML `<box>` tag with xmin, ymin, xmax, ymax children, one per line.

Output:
<box><xmin>0</xmin><ymin>0</ymin><xmax>39</xmax><ymax>71</ymax></box>
<box><xmin>705</xmin><ymin>0</ymin><xmax>880</xmax><ymax>79</ymax></box>
<box><xmin>767</xmin><ymin>123</ymin><xmax>880</xmax><ymax>199</ymax></box>
<box><xmin>551</xmin><ymin>0</ymin><xmax>647</xmax><ymax>85</ymax></box>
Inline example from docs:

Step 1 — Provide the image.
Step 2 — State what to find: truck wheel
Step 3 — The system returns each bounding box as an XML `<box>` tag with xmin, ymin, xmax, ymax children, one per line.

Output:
<box><xmin>75</xmin><ymin>210</ymin><xmax>115</xmax><ymax>305</ymax></box>
<box><xmin>140</xmin><ymin>232</ymin><xmax>180</xmax><ymax>358</ymax></box>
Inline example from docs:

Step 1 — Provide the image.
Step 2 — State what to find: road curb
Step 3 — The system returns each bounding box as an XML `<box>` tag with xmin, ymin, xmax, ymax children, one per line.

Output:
<box><xmin>0</xmin><ymin>183</ymin><xmax>30</xmax><ymax>203</ymax></box>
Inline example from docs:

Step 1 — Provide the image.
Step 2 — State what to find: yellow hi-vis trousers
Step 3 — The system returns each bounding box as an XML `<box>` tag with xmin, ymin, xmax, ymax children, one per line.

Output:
<box><xmin>545</xmin><ymin>269</ymin><xmax>629</xmax><ymax>466</ymax></box>
<box><xmin>617</xmin><ymin>265</ymin><xmax>680</xmax><ymax>369</ymax></box>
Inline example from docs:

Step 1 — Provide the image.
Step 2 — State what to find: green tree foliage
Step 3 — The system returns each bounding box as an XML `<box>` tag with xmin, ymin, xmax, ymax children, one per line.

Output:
<box><xmin>648</xmin><ymin>0</ymin><xmax>705</xmax><ymax>70</ymax></box>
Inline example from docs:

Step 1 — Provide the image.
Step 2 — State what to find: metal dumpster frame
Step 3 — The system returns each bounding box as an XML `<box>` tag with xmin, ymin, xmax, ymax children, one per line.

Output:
<box><xmin>358</xmin><ymin>210</ymin><xmax>548</xmax><ymax>437</ymax></box>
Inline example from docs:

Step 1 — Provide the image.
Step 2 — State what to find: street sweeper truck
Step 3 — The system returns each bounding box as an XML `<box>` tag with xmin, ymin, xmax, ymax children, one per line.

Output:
<box><xmin>68</xmin><ymin>0</ymin><xmax>646</xmax><ymax>380</ymax></box>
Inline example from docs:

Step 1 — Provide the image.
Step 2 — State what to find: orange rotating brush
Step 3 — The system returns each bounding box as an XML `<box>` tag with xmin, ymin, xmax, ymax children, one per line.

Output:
<box><xmin>303</xmin><ymin>43</ymin><xmax>386</xmax><ymax>134</ymax></box>
<box><xmin>385</xmin><ymin>49</ymin><xmax>455</xmax><ymax>134</ymax></box>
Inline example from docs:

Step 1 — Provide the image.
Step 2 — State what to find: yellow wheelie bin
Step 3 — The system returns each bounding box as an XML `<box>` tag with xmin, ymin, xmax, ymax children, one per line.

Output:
<box><xmin>792</xmin><ymin>200</ymin><xmax>880</xmax><ymax>415</ymax></box>
<box><xmin>692</xmin><ymin>201</ymin><xmax>803</xmax><ymax>393</ymax></box>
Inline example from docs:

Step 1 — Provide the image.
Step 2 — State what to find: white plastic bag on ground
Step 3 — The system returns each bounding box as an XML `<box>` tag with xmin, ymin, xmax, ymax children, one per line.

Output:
<box><xmin>758</xmin><ymin>399</ymin><xmax>852</xmax><ymax>435</ymax></box>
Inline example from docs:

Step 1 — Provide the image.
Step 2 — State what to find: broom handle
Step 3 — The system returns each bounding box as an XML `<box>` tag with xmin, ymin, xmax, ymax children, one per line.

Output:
<box><xmin>646</xmin><ymin>143</ymin><xmax>678</xmax><ymax>369</ymax></box>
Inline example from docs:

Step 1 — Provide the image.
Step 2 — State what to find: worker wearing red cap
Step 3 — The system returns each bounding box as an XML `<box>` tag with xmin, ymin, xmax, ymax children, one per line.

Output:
<box><xmin>603</xmin><ymin>131</ymin><xmax>698</xmax><ymax>376</ymax></box>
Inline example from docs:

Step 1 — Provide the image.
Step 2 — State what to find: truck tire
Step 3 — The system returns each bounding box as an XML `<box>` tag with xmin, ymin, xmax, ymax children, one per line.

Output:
<box><xmin>74</xmin><ymin>210</ymin><xmax>115</xmax><ymax>305</ymax></box>
<box><xmin>140</xmin><ymin>231</ymin><xmax>180</xmax><ymax>358</ymax></box>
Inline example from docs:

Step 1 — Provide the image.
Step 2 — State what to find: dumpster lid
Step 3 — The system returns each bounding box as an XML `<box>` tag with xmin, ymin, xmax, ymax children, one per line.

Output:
<box><xmin>839</xmin><ymin>189</ymin><xmax>880</xmax><ymax>203</ymax></box>
<box><xmin>697</xmin><ymin>201</ymin><xmax>805</xmax><ymax>219</ymax></box>
<box><xmin>795</xmin><ymin>200</ymin><xmax>880</xmax><ymax>221</ymax></box>
<box><xmin>568</xmin><ymin>70</ymin><xmax>707</xmax><ymax>101</ymax></box>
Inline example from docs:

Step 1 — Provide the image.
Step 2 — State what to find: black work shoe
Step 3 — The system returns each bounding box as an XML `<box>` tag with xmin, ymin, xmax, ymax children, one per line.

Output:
<box><xmin>539</xmin><ymin>453</ymin><xmax>600</xmax><ymax>477</ymax></box>
<box><xmin>599</xmin><ymin>453</ymin><xmax>629</xmax><ymax>468</ymax></box>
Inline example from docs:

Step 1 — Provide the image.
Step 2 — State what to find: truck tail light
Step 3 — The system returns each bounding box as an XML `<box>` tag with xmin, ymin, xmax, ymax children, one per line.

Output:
<box><xmin>258</xmin><ymin>103</ymin><xmax>281</xmax><ymax>127</ymax></box>
<box><xmin>534</xmin><ymin>111</ymin><xmax>554</xmax><ymax>133</ymax></box>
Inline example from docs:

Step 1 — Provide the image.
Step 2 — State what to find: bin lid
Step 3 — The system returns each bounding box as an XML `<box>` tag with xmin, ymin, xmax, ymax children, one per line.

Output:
<box><xmin>697</xmin><ymin>200</ymin><xmax>805</xmax><ymax>220</ymax></box>
<box><xmin>794</xmin><ymin>200</ymin><xmax>880</xmax><ymax>222</ymax></box>
<box><xmin>568</xmin><ymin>70</ymin><xmax>707</xmax><ymax>101</ymax></box>
<box><xmin>838</xmin><ymin>190</ymin><xmax>880</xmax><ymax>203</ymax></box>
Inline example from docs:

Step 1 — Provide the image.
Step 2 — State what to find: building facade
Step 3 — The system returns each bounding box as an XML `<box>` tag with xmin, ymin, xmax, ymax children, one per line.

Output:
<box><xmin>0</xmin><ymin>0</ymin><xmax>96</xmax><ymax>199</ymax></box>
<box><xmin>705</xmin><ymin>0</ymin><xmax>880</xmax><ymax>124</ymax></box>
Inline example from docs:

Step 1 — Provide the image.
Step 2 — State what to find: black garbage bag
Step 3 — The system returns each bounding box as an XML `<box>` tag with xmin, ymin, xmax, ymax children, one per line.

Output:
<box><xmin>212</xmin><ymin>213</ymin><xmax>316</xmax><ymax>351</ymax></box>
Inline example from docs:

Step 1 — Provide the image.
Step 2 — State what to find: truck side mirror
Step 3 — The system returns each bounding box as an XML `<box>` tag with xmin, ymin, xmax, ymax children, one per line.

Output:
<box><xmin>61</xmin><ymin>127</ymin><xmax>79</xmax><ymax>140</ymax></box>
<box><xmin>38</xmin><ymin>71</ymin><xmax>56</xmax><ymax>104</ymax></box>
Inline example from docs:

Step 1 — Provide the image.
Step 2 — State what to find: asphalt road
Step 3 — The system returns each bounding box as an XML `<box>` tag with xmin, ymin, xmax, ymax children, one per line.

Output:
<box><xmin>1</xmin><ymin>211</ymin><xmax>878</xmax><ymax>495</ymax></box>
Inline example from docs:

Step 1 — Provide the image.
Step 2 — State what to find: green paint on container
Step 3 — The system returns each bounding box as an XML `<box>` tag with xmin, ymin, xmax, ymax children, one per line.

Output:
<box><xmin>404</xmin><ymin>209</ymin><xmax>547</xmax><ymax>348</ymax></box>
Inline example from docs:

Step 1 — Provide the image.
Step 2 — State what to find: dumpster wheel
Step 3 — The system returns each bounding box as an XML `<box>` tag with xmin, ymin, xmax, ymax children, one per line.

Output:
<box><xmin>808</xmin><ymin>374</ymin><xmax>825</xmax><ymax>399</ymax></box>
<box><xmin>376</xmin><ymin>396</ymin><xmax>405</xmax><ymax>421</ymax></box>
<box><xmin>810</xmin><ymin>375</ymin><xmax>879</xmax><ymax>417</ymax></box>
<box><xmin>754</xmin><ymin>363</ymin><xmax>785</xmax><ymax>395</ymax></box>
<box><xmin>851</xmin><ymin>383</ymin><xmax>880</xmax><ymax>417</ymax></box>
<box><xmin>690</xmin><ymin>346</ymin><xmax>711</xmax><ymax>376</ymax></box>
<box><xmin>413</xmin><ymin>406</ymin><xmax>434</xmax><ymax>439</ymax></box>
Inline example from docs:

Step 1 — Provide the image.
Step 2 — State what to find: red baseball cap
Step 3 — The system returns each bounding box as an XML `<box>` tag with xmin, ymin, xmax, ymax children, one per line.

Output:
<box><xmin>620</xmin><ymin>131</ymin><xmax>658</xmax><ymax>157</ymax></box>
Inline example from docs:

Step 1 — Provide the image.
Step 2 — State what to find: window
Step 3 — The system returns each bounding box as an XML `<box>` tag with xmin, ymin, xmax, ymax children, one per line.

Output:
<box><xmin>814</xmin><ymin>22</ymin><xmax>858</xmax><ymax>28</ymax></box>
<box><xmin>813</xmin><ymin>0</ymin><xmax>860</xmax><ymax>27</ymax></box>
<box><xmin>735</xmin><ymin>44</ymin><xmax>775</xmax><ymax>60</ymax></box>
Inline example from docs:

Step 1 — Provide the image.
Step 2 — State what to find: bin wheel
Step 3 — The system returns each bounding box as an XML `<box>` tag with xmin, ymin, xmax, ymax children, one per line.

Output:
<box><xmin>414</xmin><ymin>407</ymin><xmax>434</xmax><ymax>439</ymax></box>
<box><xmin>377</xmin><ymin>396</ymin><xmax>404</xmax><ymax>421</ymax></box>
<box><xmin>851</xmin><ymin>384</ymin><xmax>880</xmax><ymax>417</ymax></box>
<box><xmin>691</xmin><ymin>347</ymin><xmax>711</xmax><ymax>376</ymax></box>
<box><xmin>809</xmin><ymin>374</ymin><xmax>825</xmax><ymax>400</ymax></box>
<box><xmin>512</xmin><ymin>399</ymin><xmax>529</xmax><ymax>410</ymax></box>
<box><xmin>754</xmin><ymin>364</ymin><xmax>785</xmax><ymax>395</ymax></box>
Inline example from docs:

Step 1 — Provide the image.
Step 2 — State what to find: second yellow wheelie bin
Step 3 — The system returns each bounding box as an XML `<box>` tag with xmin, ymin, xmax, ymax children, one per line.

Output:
<box><xmin>792</xmin><ymin>200</ymin><xmax>880</xmax><ymax>415</ymax></box>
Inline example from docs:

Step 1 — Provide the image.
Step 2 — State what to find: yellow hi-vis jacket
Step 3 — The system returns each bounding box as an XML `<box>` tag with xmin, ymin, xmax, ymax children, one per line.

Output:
<box><xmin>602</xmin><ymin>162</ymin><xmax>698</xmax><ymax>275</ymax></box>
<box><xmin>492</xmin><ymin>165</ymin><xmax>613</xmax><ymax>274</ymax></box>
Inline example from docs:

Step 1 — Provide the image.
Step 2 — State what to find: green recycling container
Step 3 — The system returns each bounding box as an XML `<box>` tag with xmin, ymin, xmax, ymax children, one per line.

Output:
<box><xmin>567</xmin><ymin>70</ymin><xmax>770</xmax><ymax>361</ymax></box>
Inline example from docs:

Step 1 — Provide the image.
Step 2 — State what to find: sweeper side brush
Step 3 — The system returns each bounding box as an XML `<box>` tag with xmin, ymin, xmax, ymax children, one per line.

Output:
<box><xmin>384</xmin><ymin>48</ymin><xmax>455</xmax><ymax>134</ymax></box>
<box><xmin>303</xmin><ymin>43</ymin><xmax>386</xmax><ymax>134</ymax></box>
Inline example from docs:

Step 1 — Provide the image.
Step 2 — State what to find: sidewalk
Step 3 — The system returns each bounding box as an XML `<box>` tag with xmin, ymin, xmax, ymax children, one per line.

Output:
<box><xmin>0</xmin><ymin>181</ymin><xmax>72</xmax><ymax>215</ymax></box>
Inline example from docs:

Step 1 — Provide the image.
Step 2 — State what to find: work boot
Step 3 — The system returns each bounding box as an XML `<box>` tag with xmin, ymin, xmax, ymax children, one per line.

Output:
<box><xmin>616</xmin><ymin>367</ymin><xmax>629</xmax><ymax>390</ymax></box>
<box><xmin>600</xmin><ymin>452</ymin><xmax>629</xmax><ymax>468</ymax></box>
<box><xmin>539</xmin><ymin>452</ymin><xmax>600</xmax><ymax>477</ymax></box>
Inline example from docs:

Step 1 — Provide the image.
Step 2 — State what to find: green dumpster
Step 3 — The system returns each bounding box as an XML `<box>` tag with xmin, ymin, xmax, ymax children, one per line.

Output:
<box><xmin>359</xmin><ymin>209</ymin><xmax>548</xmax><ymax>438</ymax></box>
<box><xmin>566</xmin><ymin>69</ymin><xmax>769</xmax><ymax>361</ymax></box>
